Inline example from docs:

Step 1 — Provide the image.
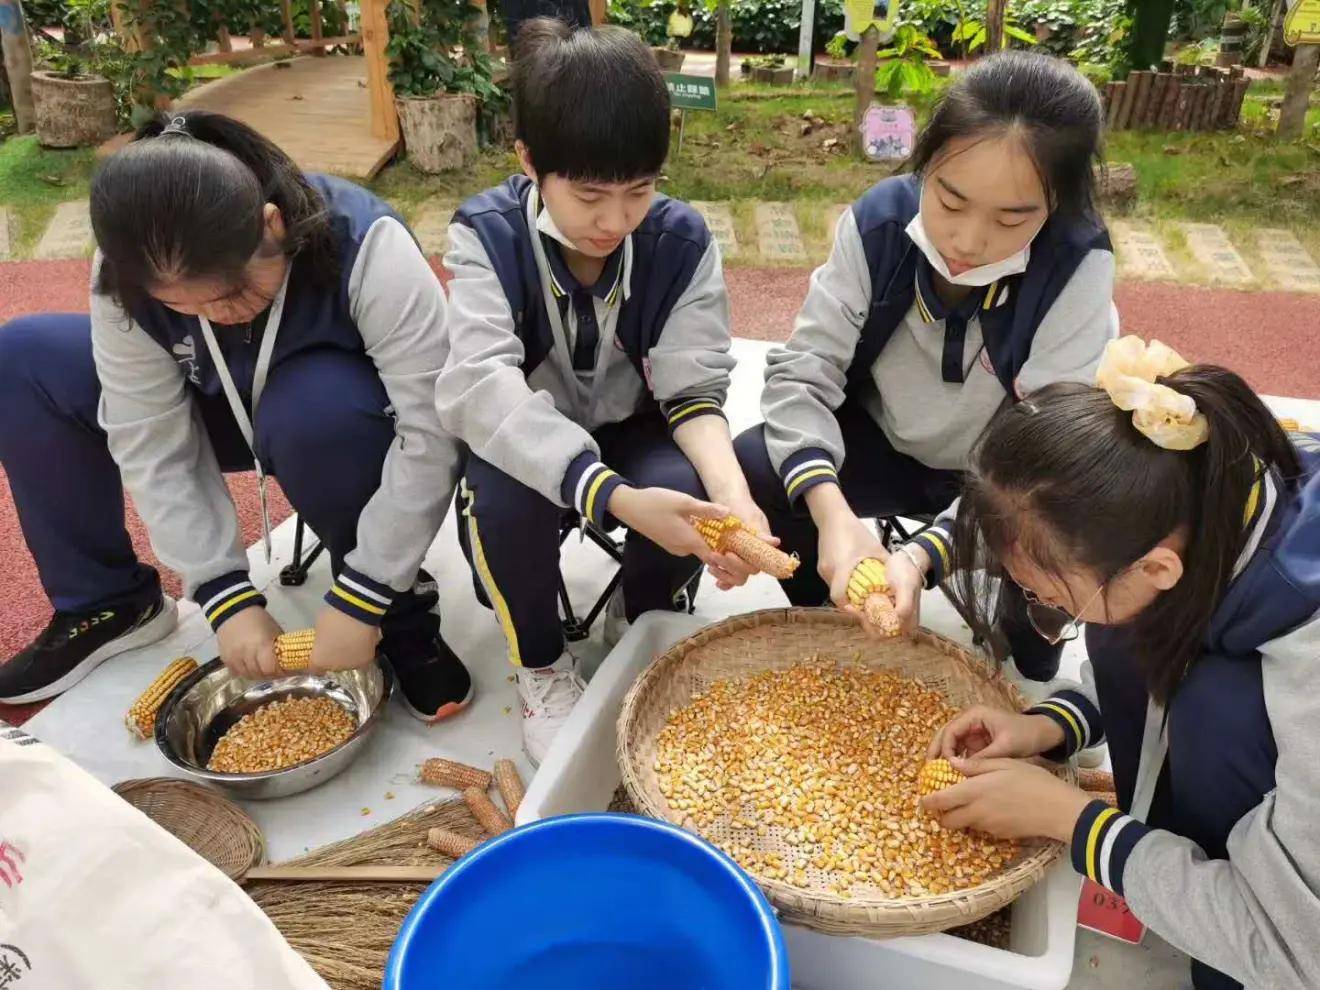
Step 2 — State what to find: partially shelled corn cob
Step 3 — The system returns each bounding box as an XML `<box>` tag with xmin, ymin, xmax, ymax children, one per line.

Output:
<box><xmin>691</xmin><ymin>515</ymin><xmax>799</xmax><ymax>579</ymax></box>
<box><xmin>917</xmin><ymin>758</ymin><xmax>966</xmax><ymax>798</ymax></box>
<box><xmin>846</xmin><ymin>558</ymin><xmax>902</xmax><ymax>636</ymax></box>
<box><xmin>125</xmin><ymin>656</ymin><xmax>198</xmax><ymax>740</ymax></box>
<box><xmin>494</xmin><ymin>759</ymin><xmax>526</xmax><ymax>818</ymax></box>
<box><xmin>274</xmin><ymin>628</ymin><xmax>316</xmax><ymax>671</ymax></box>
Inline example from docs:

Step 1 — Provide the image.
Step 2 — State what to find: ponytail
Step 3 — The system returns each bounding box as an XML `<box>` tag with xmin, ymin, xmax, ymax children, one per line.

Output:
<box><xmin>950</xmin><ymin>367</ymin><xmax>1301</xmax><ymax>703</ymax></box>
<box><xmin>91</xmin><ymin>110</ymin><xmax>337</xmax><ymax>313</ymax></box>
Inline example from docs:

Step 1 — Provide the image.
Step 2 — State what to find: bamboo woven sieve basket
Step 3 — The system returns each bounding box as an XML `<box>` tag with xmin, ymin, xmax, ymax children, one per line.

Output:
<box><xmin>617</xmin><ymin>608</ymin><xmax>1073</xmax><ymax>938</ymax></box>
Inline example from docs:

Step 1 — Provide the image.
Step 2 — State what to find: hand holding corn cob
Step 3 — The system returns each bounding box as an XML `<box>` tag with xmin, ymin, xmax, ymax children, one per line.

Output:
<box><xmin>845</xmin><ymin>558</ymin><xmax>902</xmax><ymax>637</ymax></box>
<box><xmin>918</xmin><ymin>758</ymin><xmax>966</xmax><ymax>798</ymax></box>
<box><xmin>691</xmin><ymin>515</ymin><xmax>799</xmax><ymax>579</ymax></box>
<box><xmin>274</xmin><ymin>628</ymin><xmax>316</xmax><ymax>671</ymax></box>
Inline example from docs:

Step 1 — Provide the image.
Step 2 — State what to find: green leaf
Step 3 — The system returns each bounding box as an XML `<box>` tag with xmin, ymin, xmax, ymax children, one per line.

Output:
<box><xmin>1005</xmin><ymin>24</ymin><xmax>1038</xmax><ymax>44</ymax></box>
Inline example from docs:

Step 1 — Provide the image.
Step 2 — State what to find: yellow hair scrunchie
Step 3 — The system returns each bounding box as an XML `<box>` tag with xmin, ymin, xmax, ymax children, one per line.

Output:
<box><xmin>1094</xmin><ymin>336</ymin><xmax>1210</xmax><ymax>451</ymax></box>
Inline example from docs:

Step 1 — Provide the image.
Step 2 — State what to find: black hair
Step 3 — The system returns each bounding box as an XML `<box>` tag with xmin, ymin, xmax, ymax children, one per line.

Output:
<box><xmin>906</xmin><ymin>50</ymin><xmax>1104</xmax><ymax>221</ymax></box>
<box><xmin>510</xmin><ymin>18</ymin><xmax>670</xmax><ymax>182</ymax></box>
<box><xmin>91</xmin><ymin>110</ymin><xmax>337</xmax><ymax>313</ymax></box>
<box><xmin>949</xmin><ymin>368</ymin><xmax>1302</xmax><ymax>703</ymax></box>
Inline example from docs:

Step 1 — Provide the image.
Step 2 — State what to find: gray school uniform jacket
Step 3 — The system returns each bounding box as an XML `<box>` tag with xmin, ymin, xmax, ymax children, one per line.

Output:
<box><xmin>92</xmin><ymin>176</ymin><xmax>462</xmax><ymax>629</ymax></box>
<box><xmin>435</xmin><ymin>176</ymin><xmax>734</xmax><ymax>529</ymax></box>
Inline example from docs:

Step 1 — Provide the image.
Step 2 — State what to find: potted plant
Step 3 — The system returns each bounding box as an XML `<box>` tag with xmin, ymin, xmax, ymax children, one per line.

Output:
<box><xmin>386</xmin><ymin>0</ymin><xmax>502</xmax><ymax>173</ymax></box>
<box><xmin>653</xmin><ymin>37</ymin><xmax>686</xmax><ymax>70</ymax></box>
<box><xmin>29</xmin><ymin>0</ymin><xmax>121</xmax><ymax>148</ymax></box>
<box><xmin>746</xmin><ymin>53</ymin><xmax>794</xmax><ymax>85</ymax></box>
<box><xmin>814</xmin><ymin>32</ymin><xmax>853</xmax><ymax>83</ymax></box>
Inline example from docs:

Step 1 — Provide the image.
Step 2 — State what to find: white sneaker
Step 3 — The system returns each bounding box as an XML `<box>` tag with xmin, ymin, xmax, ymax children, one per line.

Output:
<box><xmin>517</xmin><ymin>651</ymin><xmax>586</xmax><ymax>766</ymax></box>
<box><xmin>602</xmin><ymin>587</ymin><xmax>629</xmax><ymax>651</ymax></box>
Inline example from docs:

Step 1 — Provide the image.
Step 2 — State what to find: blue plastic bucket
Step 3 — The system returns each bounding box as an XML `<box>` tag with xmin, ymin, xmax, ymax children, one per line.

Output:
<box><xmin>385</xmin><ymin>812</ymin><xmax>789</xmax><ymax>989</ymax></box>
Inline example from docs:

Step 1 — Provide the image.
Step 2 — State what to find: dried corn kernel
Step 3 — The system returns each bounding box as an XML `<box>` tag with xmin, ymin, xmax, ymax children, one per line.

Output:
<box><xmin>652</xmin><ymin>662</ymin><xmax>1019</xmax><ymax>900</ymax></box>
<box><xmin>419</xmin><ymin>758</ymin><xmax>492</xmax><ymax>791</ymax></box>
<box><xmin>274</xmin><ymin>628</ymin><xmax>316</xmax><ymax>671</ymax></box>
<box><xmin>125</xmin><ymin>656</ymin><xmax>198</xmax><ymax>740</ymax></box>
<box><xmin>918</xmin><ymin>758</ymin><xmax>965</xmax><ymax>798</ymax></box>
<box><xmin>464</xmin><ymin>786</ymin><xmax>513</xmax><ymax>837</ymax></box>
<box><xmin>207</xmin><ymin>696</ymin><xmax>355</xmax><ymax>773</ymax></box>
<box><xmin>691</xmin><ymin>515</ymin><xmax>799</xmax><ymax>579</ymax></box>
<box><xmin>494</xmin><ymin>758</ymin><xmax>526</xmax><ymax>818</ymax></box>
<box><xmin>846</xmin><ymin>558</ymin><xmax>901</xmax><ymax>637</ymax></box>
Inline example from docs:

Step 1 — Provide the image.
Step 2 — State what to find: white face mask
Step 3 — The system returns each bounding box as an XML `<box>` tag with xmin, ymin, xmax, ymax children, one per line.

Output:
<box><xmin>904</xmin><ymin>207</ymin><xmax>1040</xmax><ymax>288</ymax></box>
<box><xmin>535</xmin><ymin>197</ymin><xmax>579</xmax><ymax>252</ymax></box>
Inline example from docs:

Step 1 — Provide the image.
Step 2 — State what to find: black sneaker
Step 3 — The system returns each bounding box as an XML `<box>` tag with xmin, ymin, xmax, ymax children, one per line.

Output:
<box><xmin>384</xmin><ymin>635</ymin><xmax>474</xmax><ymax>724</ymax></box>
<box><xmin>0</xmin><ymin>597</ymin><xmax>178</xmax><ymax>704</ymax></box>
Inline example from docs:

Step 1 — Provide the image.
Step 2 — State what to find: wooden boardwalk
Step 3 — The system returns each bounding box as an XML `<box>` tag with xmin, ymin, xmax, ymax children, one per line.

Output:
<box><xmin>179</xmin><ymin>55</ymin><xmax>398</xmax><ymax>179</ymax></box>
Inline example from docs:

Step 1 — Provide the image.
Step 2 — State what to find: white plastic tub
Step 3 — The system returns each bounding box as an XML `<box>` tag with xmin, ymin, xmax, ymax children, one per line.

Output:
<box><xmin>519</xmin><ymin>612</ymin><xmax>1080</xmax><ymax>990</ymax></box>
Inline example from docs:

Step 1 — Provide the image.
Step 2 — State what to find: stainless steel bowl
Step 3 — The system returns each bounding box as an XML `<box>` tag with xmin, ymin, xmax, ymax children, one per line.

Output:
<box><xmin>154</xmin><ymin>658</ymin><xmax>393</xmax><ymax>800</ymax></box>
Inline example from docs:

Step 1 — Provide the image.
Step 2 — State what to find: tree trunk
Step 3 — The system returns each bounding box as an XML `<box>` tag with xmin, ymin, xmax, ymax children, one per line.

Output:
<box><xmin>0</xmin><ymin>0</ymin><xmax>35</xmax><ymax>133</ymax></box>
<box><xmin>1277</xmin><ymin>43</ymin><xmax>1319</xmax><ymax>139</ymax></box>
<box><xmin>855</xmin><ymin>24</ymin><xmax>878</xmax><ymax>154</ymax></box>
<box><xmin>715</xmin><ymin>0</ymin><xmax>731</xmax><ymax>89</ymax></box>
<box><xmin>985</xmin><ymin>0</ymin><xmax>1007</xmax><ymax>53</ymax></box>
<box><xmin>1127</xmin><ymin>0</ymin><xmax>1176</xmax><ymax>71</ymax></box>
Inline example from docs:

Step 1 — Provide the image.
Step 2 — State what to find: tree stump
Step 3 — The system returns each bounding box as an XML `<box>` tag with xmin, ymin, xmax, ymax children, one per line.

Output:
<box><xmin>30</xmin><ymin>70</ymin><xmax>118</xmax><ymax>148</ymax></box>
<box><xmin>396</xmin><ymin>93</ymin><xmax>477</xmax><ymax>174</ymax></box>
<box><xmin>1098</xmin><ymin>162</ymin><xmax>1138</xmax><ymax>208</ymax></box>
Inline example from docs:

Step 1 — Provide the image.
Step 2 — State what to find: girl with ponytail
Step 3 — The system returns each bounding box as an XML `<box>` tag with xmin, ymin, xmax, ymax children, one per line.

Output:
<box><xmin>0</xmin><ymin>111</ymin><xmax>471</xmax><ymax>723</ymax></box>
<box><xmin>921</xmin><ymin>337</ymin><xmax>1320</xmax><ymax>989</ymax></box>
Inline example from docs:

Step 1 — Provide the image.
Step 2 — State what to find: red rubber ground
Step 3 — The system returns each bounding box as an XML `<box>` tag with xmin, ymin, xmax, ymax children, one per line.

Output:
<box><xmin>1</xmin><ymin>259</ymin><xmax>1316</xmax><ymax>725</ymax></box>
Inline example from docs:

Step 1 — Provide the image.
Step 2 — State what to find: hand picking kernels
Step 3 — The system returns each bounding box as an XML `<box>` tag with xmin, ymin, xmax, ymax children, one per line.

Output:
<box><xmin>207</xmin><ymin>695</ymin><xmax>356</xmax><ymax>773</ymax></box>
<box><xmin>653</xmin><ymin>661</ymin><xmax>1019</xmax><ymax>899</ymax></box>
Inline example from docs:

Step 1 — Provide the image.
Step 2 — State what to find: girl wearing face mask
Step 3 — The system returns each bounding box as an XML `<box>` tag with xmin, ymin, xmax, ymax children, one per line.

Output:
<box><xmin>921</xmin><ymin>338</ymin><xmax>1320</xmax><ymax>990</ymax></box>
<box><xmin>0</xmin><ymin>112</ymin><xmax>471</xmax><ymax>724</ymax></box>
<box><xmin>732</xmin><ymin>50</ymin><xmax>1118</xmax><ymax>682</ymax></box>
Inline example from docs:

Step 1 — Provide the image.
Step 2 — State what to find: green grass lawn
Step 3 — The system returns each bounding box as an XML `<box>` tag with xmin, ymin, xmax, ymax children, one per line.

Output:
<box><xmin>3</xmin><ymin>73</ymin><xmax>1317</xmax><ymax>269</ymax></box>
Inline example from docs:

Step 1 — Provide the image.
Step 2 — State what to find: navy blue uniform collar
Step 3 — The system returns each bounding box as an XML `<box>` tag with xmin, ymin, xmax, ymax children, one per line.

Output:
<box><xmin>542</xmin><ymin>233</ymin><xmax>625</xmax><ymax>304</ymax></box>
<box><xmin>912</xmin><ymin>256</ymin><xmax>1011</xmax><ymax>325</ymax></box>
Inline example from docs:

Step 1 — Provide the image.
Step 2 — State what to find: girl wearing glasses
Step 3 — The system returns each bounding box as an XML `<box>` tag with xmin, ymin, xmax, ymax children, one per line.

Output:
<box><xmin>922</xmin><ymin>337</ymin><xmax>1320</xmax><ymax>990</ymax></box>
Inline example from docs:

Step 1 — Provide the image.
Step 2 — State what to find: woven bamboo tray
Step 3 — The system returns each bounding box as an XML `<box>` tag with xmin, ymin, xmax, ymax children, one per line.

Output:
<box><xmin>617</xmin><ymin>608</ymin><xmax>1072</xmax><ymax>938</ymax></box>
<box><xmin>113</xmin><ymin>777</ymin><xmax>265</xmax><ymax>880</ymax></box>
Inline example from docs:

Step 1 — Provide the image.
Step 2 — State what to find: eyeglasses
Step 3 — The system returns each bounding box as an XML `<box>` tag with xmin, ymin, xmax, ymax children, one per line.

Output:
<box><xmin>1019</xmin><ymin>582</ymin><xmax>1108</xmax><ymax>646</ymax></box>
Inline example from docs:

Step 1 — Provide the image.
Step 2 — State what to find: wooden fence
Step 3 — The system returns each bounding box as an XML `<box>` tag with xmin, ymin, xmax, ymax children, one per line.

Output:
<box><xmin>1102</xmin><ymin>64</ymin><xmax>1252</xmax><ymax>133</ymax></box>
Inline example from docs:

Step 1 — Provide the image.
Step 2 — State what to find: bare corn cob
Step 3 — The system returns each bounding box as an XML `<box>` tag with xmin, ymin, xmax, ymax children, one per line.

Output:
<box><xmin>464</xmin><ymin>786</ymin><xmax>513</xmax><ymax>837</ymax></box>
<box><xmin>274</xmin><ymin>628</ymin><xmax>316</xmax><ymax>671</ymax></box>
<box><xmin>918</xmin><ymin>758</ymin><xmax>966</xmax><ymax>798</ymax></box>
<box><xmin>494</xmin><ymin>758</ymin><xmax>526</xmax><ymax>818</ymax></box>
<box><xmin>1077</xmin><ymin>767</ymin><xmax>1115</xmax><ymax>794</ymax></box>
<box><xmin>427</xmin><ymin>827</ymin><xmax>480</xmax><ymax>858</ymax></box>
<box><xmin>419</xmin><ymin>757</ymin><xmax>493</xmax><ymax>791</ymax></box>
<box><xmin>845</xmin><ymin>558</ymin><xmax>902</xmax><ymax>637</ymax></box>
<box><xmin>125</xmin><ymin>656</ymin><xmax>198</xmax><ymax>740</ymax></box>
<box><xmin>690</xmin><ymin>515</ymin><xmax>799</xmax><ymax>579</ymax></box>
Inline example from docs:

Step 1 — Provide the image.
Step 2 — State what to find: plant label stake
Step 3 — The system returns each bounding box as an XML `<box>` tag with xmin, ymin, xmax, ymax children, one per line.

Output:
<box><xmin>665</xmin><ymin>72</ymin><xmax>717</xmax><ymax>154</ymax></box>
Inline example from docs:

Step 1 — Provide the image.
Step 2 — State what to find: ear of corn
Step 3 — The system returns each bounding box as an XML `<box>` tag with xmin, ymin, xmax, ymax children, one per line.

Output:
<box><xmin>125</xmin><ymin>656</ymin><xmax>198</xmax><ymax>740</ymax></box>
<box><xmin>427</xmin><ymin>826</ymin><xmax>480</xmax><ymax>859</ymax></box>
<box><xmin>274</xmin><ymin>628</ymin><xmax>316</xmax><ymax>671</ymax></box>
<box><xmin>918</xmin><ymin>758</ymin><xmax>966</xmax><ymax>798</ymax></box>
<box><xmin>463</xmin><ymin>786</ymin><xmax>513</xmax><ymax>837</ymax></box>
<box><xmin>691</xmin><ymin>515</ymin><xmax>800</xmax><ymax>579</ymax></box>
<box><xmin>419</xmin><ymin>757</ymin><xmax>492</xmax><ymax>791</ymax></box>
<box><xmin>847</xmin><ymin>558</ymin><xmax>902</xmax><ymax>637</ymax></box>
<box><xmin>494</xmin><ymin>758</ymin><xmax>526</xmax><ymax>818</ymax></box>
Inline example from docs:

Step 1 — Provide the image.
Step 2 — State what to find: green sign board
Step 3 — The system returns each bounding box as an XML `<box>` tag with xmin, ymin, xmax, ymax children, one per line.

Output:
<box><xmin>665</xmin><ymin>73</ymin><xmax>717</xmax><ymax>111</ymax></box>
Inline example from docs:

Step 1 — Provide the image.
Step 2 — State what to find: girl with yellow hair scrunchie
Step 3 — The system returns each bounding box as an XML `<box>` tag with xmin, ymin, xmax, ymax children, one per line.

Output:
<box><xmin>921</xmin><ymin>337</ymin><xmax>1320</xmax><ymax>990</ymax></box>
